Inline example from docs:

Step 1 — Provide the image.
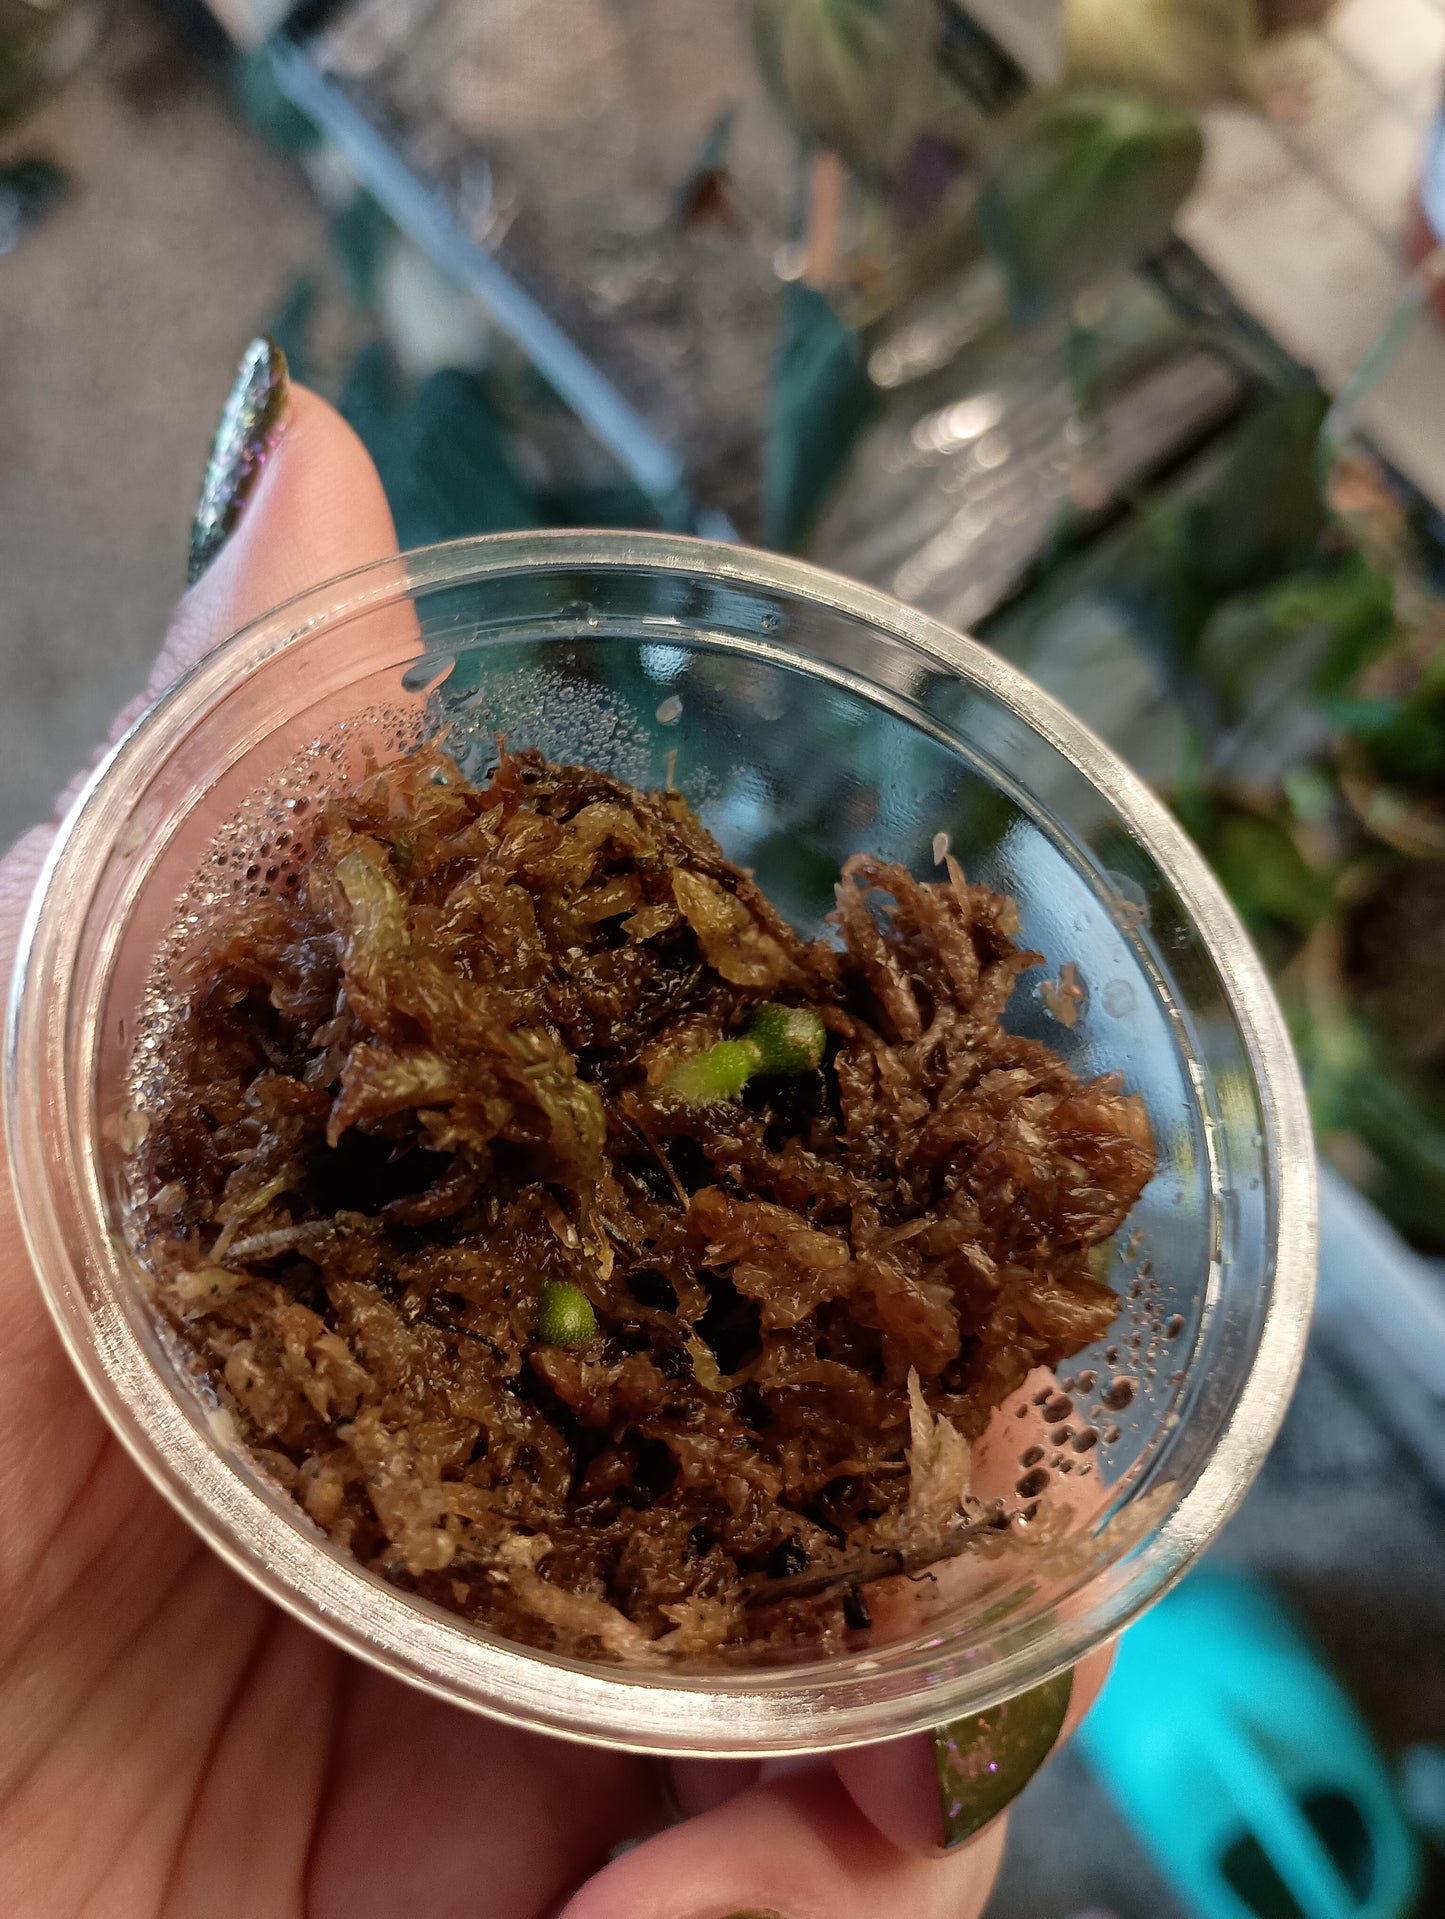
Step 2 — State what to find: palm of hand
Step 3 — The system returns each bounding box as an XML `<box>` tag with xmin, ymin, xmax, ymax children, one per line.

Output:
<box><xmin>0</xmin><ymin>1107</ymin><xmax>654</xmax><ymax>1919</ymax></box>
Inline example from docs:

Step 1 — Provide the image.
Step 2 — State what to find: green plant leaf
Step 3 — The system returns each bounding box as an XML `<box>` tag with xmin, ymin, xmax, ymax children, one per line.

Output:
<box><xmin>978</xmin><ymin>86</ymin><xmax>1203</xmax><ymax>324</ymax></box>
<box><xmin>763</xmin><ymin>284</ymin><xmax>877</xmax><ymax>550</ymax></box>
<box><xmin>1210</xmin><ymin>810</ymin><xmax>1336</xmax><ymax>935</ymax></box>
<box><xmin>330</xmin><ymin>192</ymin><xmax>395</xmax><ymax>314</ymax></box>
<box><xmin>340</xmin><ymin>347</ymin><xmax>542</xmax><ymax>548</ymax></box>
<box><xmin>1173</xmin><ymin>391</ymin><xmax>1330</xmax><ymax>611</ymax></box>
<box><xmin>751</xmin><ymin>0</ymin><xmax>938</xmax><ymax>179</ymax></box>
<box><xmin>233</xmin><ymin>49</ymin><xmax>322</xmax><ymax>157</ymax></box>
<box><xmin>1342</xmin><ymin>698</ymin><xmax>1445</xmax><ymax>786</ymax></box>
<box><xmin>1298</xmin><ymin>1001</ymin><xmax>1445</xmax><ymax>1249</ymax></box>
<box><xmin>0</xmin><ymin>156</ymin><xmax>67</xmax><ymax>247</ymax></box>
<box><xmin>1189</xmin><ymin>553</ymin><xmax>1396</xmax><ymax>781</ymax></box>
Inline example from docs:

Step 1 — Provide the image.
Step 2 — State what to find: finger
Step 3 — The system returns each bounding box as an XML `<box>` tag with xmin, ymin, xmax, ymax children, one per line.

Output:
<box><xmin>669</xmin><ymin>1758</ymin><xmax>763</xmax><ymax>1821</ymax></box>
<box><xmin>831</xmin><ymin>1644</ymin><xmax>1114</xmax><ymax>1858</ymax></box>
<box><xmin>156</xmin><ymin>379</ymin><xmax>397</xmax><ymax>696</ymax></box>
<box><xmin>559</xmin><ymin>1764</ymin><xmax>1008</xmax><ymax>1919</ymax></box>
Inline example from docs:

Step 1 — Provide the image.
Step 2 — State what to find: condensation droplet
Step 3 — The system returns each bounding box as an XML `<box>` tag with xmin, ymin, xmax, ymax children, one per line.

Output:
<box><xmin>1042</xmin><ymin>1393</ymin><xmax>1073</xmax><ymax>1424</ymax></box>
<box><xmin>400</xmin><ymin>654</ymin><xmax>457</xmax><ymax>695</ymax></box>
<box><xmin>932</xmin><ymin>830</ymin><xmax>950</xmax><ymax>866</ymax></box>
<box><xmin>1102</xmin><ymin>978</ymin><xmax>1136</xmax><ymax>1019</ymax></box>
<box><xmin>655</xmin><ymin>694</ymin><xmax>684</xmax><ymax>725</ymax></box>
<box><xmin>1164</xmin><ymin>1314</ymin><xmax>1185</xmax><ymax>1340</ymax></box>
<box><xmin>1019</xmin><ymin>1445</ymin><xmax>1045</xmax><ymax>1468</ymax></box>
<box><xmin>1074</xmin><ymin>1370</ymin><xmax>1096</xmax><ymax>1394</ymax></box>
<box><xmin>1016</xmin><ymin>1467</ymin><xmax>1051</xmax><ymax>1499</ymax></box>
<box><xmin>1102</xmin><ymin>1377</ymin><xmax>1136</xmax><ymax>1411</ymax></box>
<box><xmin>760</xmin><ymin>610</ymin><xmax>784</xmax><ymax>634</ymax></box>
<box><xmin>1071</xmin><ymin>1427</ymin><xmax>1099</xmax><ymax>1453</ymax></box>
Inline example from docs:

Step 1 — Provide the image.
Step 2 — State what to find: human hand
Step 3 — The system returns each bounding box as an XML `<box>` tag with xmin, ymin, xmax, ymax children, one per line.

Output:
<box><xmin>0</xmin><ymin>342</ymin><xmax>1108</xmax><ymax>1919</ymax></box>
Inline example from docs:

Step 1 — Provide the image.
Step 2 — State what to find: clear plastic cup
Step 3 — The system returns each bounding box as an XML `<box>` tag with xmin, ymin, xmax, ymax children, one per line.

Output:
<box><xmin>5</xmin><ymin>532</ymin><xmax>1315</xmax><ymax>1754</ymax></box>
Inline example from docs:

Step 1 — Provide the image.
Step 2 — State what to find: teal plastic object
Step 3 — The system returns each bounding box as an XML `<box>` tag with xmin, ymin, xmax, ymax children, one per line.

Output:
<box><xmin>1078</xmin><ymin>1570</ymin><xmax>1422</xmax><ymax>1919</ymax></box>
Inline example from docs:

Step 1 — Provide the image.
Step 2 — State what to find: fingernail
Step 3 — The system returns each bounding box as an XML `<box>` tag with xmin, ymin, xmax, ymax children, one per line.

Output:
<box><xmin>933</xmin><ymin>1668</ymin><xmax>1073</xmax><ymax>1849</ymax></box>
<box><xmin>187</xmin><ymin>336</ymin><xmax>290</xmax><ymax>585</ymax></box>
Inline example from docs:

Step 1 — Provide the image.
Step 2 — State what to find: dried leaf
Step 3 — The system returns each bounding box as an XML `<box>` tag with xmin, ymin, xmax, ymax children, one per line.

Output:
<box><xmin>493</xmin><ymin>1534</ymin><xmax>660</xmax><ymax>1663</ymax></box>
<box><xmin>672</xmin><ymin>868</ymin><xmax>793</xmax><ymax>988</ymax></box>
<box><xmin>905</xmin><ymin>1367</ymin><xmax>972</xmax><ymax>1531</ymax></box>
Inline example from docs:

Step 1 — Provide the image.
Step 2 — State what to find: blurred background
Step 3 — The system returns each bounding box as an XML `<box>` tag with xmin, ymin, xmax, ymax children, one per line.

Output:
<box><xmin>4</xmin><ymin>1</ymin><xmax>1445</xmax><ymax>1914</ymax></box>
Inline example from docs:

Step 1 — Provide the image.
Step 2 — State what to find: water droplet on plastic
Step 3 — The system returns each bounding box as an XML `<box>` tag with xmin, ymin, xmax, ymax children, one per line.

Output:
<box><xmin>1102</xmin><ymin>978</ymin><xmax>1136</xmax><ymax>1019</ymax></box>
<box><xmin>1016</xmin><ymin>1467</ymin><xmax>1050</xmax><ymax>1499</ymax></box>
<box><xmin>401</xmin><ymin>655</ymin><xmax>456</xmax><ymax>695</ymax></box>
<box><xmin>655</xmin><ymin>694</ymin><xmax>683</xmax><ymax>725</ymax></box>
<box><xmin>1074</xmin><ymin>1370</ymin><xmax>1096</xmax><ymax>1394</ymax></box>
<box><xmin>1019</xmin><ymin>1445</ymin><xmax>1045</xmax><ymax>1468</ymax></box>
<box><xmin>1164</xmin><ymin>1314</ymin><xmax>1185</xmax><ymax>1340</ymax></box>
<box><xmin>1042</xmin><ymin>1393</ymin><xmax>1073</xmax><ymax>1424</ymax></box>
<box><xmin>1071</xmin><ymin>1427</ymin><xmax>1099</xmax><ymax>1453</ymax></box>
<box><xmin>1102</xmin><ymin>1377</ymin><xmax>1135</xmax><ymax>1411</ymax></box>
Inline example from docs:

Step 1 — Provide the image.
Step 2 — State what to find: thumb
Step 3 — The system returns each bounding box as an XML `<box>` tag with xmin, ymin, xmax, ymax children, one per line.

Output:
<box><xmin>114</xmin><ymin>341</ymin><xmax>400</xmax><ymax>766</ymax></box>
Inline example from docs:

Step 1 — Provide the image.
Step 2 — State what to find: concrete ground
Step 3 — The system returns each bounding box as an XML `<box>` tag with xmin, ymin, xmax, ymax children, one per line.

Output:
<box><xmin>0</xmin><ymin>3</ymin><xmax>330</xmax><ymax>847</ymax></box>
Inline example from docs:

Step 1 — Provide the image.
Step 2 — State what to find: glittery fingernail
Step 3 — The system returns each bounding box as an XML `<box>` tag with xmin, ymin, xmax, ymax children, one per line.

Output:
<box><xmin>933</xmin><ymin>1669</ymin><xmax>1073</xmax><ymax>1849</ymax></box>
<box><xmin>187</xmin><ymin>336</ymin><xmax>289</xmax><ymax>585</ymax></box>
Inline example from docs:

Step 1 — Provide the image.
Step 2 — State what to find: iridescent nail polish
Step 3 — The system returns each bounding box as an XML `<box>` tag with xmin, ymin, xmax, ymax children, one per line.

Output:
<box><xmin>187</xmin><ymin>336</ymin><xmax>290</xmax><ymax>585</ymax></box>
<box><xmin>933</xmin><ymin>1668</ymin><xmax>1073</xmax><ymax>1849</ymax></box>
